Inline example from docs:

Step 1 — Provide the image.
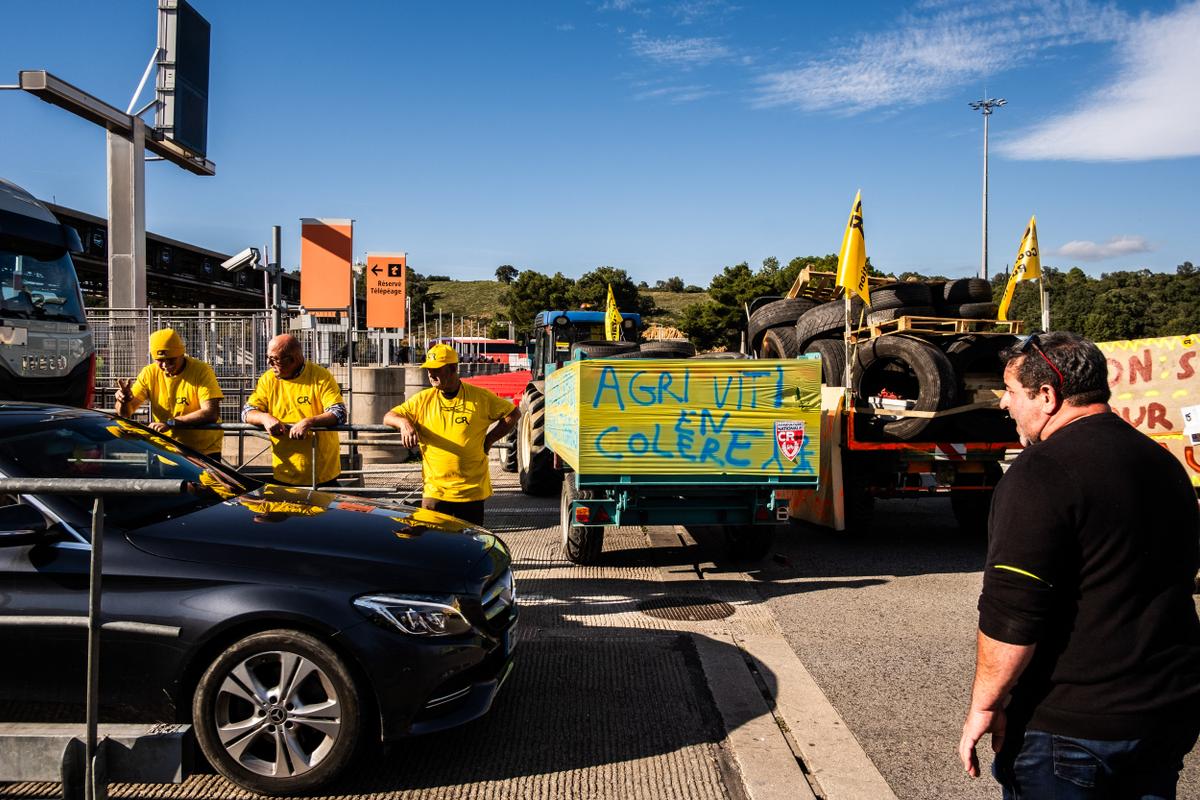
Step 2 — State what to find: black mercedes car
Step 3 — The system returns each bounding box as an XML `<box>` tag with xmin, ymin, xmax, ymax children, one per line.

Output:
<box><xmin>0</xmin><ymin>403</ymin><xmax>517</xmax><ymax>795</ymax></box>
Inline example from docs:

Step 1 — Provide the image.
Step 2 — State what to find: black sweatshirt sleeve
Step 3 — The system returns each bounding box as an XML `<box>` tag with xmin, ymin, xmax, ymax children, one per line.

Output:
<box><xmin>978</xmin><ymin>452</ymin><xmax>1073</xmax><ymax>646</ymax></box>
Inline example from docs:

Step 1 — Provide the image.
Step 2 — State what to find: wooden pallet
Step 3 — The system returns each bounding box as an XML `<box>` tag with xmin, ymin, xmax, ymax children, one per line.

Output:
<box><xmin>784</xmin><ymin>267</ymin><xmax>892</xmax><ymax>303</ymax></box>
<box><xmin>849</xmin><ymin>315</ymin><xmax>1024</xmax><ymax>342</ymax></box>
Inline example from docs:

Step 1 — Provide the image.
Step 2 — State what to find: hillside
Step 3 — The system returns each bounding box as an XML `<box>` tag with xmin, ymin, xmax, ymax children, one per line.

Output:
<box><xmin>425</xmin><ymin>280</ymin><xmax>710</xmax><ymax>326</ymax></box>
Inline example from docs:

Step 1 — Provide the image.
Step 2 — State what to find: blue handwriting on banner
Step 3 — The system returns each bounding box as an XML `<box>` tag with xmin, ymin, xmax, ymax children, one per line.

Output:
<box><xmin>592</xmin><ymin>364</ymin><xmax>788</xmax><ymax>411</ymax></box>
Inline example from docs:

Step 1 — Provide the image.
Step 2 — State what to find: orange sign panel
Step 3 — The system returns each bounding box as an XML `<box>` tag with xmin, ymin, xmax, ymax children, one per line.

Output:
<box><xmin>300</xmin><ymin>218</ymin><xmax>353</xmax><ymax>313</ymax></box>
<box><xmin>366</xmin><ymin>252</ymin><xmax>407</xmax><ymax>330</ymax></box>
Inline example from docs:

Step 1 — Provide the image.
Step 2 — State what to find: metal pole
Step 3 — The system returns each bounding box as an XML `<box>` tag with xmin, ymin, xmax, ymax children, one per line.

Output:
<box><xmin>84</xmin><ymin>496</ymin><xmax>104</xmax><ymax>800</ymax></box>
<box><xmin>970</xmin><ymin>98</ymin><xmax>1005</xmax><ymax>281</ymax></box>
<box><xmin>982</xmin><ymin>110</ymin><xmax>989</xmax><ymax>281</ymax></box>
<box><xmin>271</xmin><ymin>225</ymin><xmax>282</xmax><ymax>336</ymax></box>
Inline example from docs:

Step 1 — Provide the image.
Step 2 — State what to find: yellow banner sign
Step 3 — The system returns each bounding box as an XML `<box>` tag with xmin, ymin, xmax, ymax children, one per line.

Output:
<box><xmin>1098</xmin><ymin>332</ymin><xmax>1200</xmax><ymax>486</ymax></box>
<box><xmin>545</xmin><ymin>359</ymin><xmax>822</xmax><ymax>477</ymax></box>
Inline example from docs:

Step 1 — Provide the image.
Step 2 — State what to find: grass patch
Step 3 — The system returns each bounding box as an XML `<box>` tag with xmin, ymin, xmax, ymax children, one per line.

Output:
<box><xmin>423</xmin><ymin>281</ymin><xmax>712</xmax><ymax>327</ymax></box>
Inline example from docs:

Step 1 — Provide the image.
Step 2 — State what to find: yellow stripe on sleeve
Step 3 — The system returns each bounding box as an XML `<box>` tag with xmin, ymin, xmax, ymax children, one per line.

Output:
<box><xmin>993</xmin><ymin>564</ymin><xmax>1053</xmax><ymax>587</ymax></box>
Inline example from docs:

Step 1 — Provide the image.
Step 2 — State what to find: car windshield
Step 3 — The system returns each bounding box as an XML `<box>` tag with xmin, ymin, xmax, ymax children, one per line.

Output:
<box><xmin>0</xmin><ymin>248</ymin><xmax>86</xmax><ymax>324</ymax></box>
<box><xmin>0</xmin><ymin>414</ymin><xmax>252</xmax><ymax>530</ymax></box>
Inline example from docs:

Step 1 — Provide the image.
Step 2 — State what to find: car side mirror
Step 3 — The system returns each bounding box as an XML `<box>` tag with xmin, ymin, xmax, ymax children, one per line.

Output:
<box><xmin>0</xmin><ymin>504</ymin><xmax>51</xmax><ymax>547</ymax></box>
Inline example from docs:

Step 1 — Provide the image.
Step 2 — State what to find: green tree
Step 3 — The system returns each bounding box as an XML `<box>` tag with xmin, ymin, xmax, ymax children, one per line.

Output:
<box><xmin>495</xmin><ymin>264</ymin><xmax>519</xmax><ymax>284</ymax></box>
<box><xmin>501</xmin><ymin>270</ymin><xmax>575</xmax><ymax>332</ymax></box>
<box><xmin>571</xmin><ymin>266</ymin><xmax>657</xmax><ymax>316</ymax></box>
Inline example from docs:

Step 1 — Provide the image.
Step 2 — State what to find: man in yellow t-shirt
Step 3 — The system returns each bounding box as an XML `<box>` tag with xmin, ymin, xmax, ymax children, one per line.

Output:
<box><xmin>114</xmin><ymin>328</ymin><xmax>224</xmax><ymax>458</ymax></box>
<box><xmin>243</xmin><ymin>334</ymin><xmax>346</xmax><ymax>487</ymax></box>
<box><xmin>384</xmin><ymin>344</ymin><xmax>520</xmax><ymax>525</ymax></box>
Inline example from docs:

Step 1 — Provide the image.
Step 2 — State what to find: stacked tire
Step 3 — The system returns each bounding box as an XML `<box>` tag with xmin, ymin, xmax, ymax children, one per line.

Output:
<box><xmin>749</xmin><ymin>298</ymin><xmax>817</xmax><ymax>357</ymax></box>
<box><xmin>776</xmin><ymin>277</ymin><xmax>1016</xmax><ymax>442</ymax></box>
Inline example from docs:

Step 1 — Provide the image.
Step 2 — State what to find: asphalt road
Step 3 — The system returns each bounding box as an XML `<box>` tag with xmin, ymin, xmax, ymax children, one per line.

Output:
<box><xmin>750</xmin><ymin>496</ymin><xmax>1200</xmax><ymax>800</ymax></box>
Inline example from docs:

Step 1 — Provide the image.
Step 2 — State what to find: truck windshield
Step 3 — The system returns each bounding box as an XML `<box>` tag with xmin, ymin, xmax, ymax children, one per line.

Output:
<box><xmin>0</xmin><ymin>249</ymin><xmax>86</xmax><ymax>325</ymax></box>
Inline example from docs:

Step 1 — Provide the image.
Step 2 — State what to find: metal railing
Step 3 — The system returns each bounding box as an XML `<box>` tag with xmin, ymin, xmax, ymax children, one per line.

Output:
<box><xmin>0</xmin><ymin>478</ymin><xmax>193</xmax><ymax>800</ymax></box>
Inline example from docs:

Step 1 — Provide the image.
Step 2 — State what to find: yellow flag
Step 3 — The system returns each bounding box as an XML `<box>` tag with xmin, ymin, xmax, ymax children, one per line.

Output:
<box><xmin>998</xmin><ymin>215</ymin><xmax>1042</xmax><ymax>320</ymax></box>
<box><xmin>836</xmin><ymin>190</ymin><xmax>870</xmax><ymax>306</ymax></box>
<box><xmin>605</xmin><ymin>283</ymin><xmax>623</xmax><ymax>341</ymax></box>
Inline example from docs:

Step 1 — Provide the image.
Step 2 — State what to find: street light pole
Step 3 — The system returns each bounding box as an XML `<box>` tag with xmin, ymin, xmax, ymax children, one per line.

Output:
<box><xmin>969</xmin><ymin>97</ymin><xmax>1006</xmax><ymax>281</ymax></box>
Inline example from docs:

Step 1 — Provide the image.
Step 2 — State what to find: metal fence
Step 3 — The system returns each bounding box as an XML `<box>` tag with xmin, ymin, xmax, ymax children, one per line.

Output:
<box><xmin>87</xmin><ymin>307</ymin><xmax>513</xmax><ymax>419</ymax></box>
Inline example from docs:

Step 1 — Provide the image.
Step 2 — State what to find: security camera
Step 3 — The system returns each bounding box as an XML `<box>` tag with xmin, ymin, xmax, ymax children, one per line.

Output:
<box><xmin>221</xmin><ymin>246</ymin><xmax>261</xmax><ymax>272</ymax></box>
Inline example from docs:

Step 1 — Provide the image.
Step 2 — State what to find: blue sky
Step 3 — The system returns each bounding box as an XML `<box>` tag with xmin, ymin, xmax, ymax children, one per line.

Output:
<box><xmin>2</xmin><ymin>0</ymin><xmax>1197</xmax><ymax>287</ymax></box>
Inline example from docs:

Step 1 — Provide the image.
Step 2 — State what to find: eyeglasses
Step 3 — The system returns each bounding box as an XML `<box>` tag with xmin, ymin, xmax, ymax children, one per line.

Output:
<box><xmin>1019</xmin><ymin>332</ymin><xmax>1064</xmax><ymax>389</ymax></box>
<box><xmin>266</xmin><ymin>353</ymin><xmax>296</xmax><ymax>366</ymax></box>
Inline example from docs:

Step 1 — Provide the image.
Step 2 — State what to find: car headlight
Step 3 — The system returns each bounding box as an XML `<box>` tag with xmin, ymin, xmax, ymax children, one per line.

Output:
<box><xmin>353</xmin><ymin>594</ymin><xmax>473</xmax><ymax>636</ymax></box>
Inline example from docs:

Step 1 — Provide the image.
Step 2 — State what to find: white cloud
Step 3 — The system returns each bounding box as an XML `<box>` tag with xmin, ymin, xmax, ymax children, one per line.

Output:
<box><xmin>634</xmin><ymin>84</ymin><xmax>720</xmax><ymax>103</ymax></box>
<box><xmin>630</xmin><ymin>32</ymin><xmax>731</xmax><ymax>67</ymax></box>
<box><xmin>752</xmin><ymin>0</ymin><xmax>1127</xmax><ymax>113</ymax></box>
<box><xmin>1051</xmin><ymin>235</ymin><xmax>1152</xmax><ymax>261</ymax></box>
<box><xmin>999</xmin><ymin>2</ymin><xmax>1200</xmax><ymax>161</ymax></box>
<box><xmin>556</xmin><ymin>22</ymin><xmax>575</xmax><ymax>32</ymax></box>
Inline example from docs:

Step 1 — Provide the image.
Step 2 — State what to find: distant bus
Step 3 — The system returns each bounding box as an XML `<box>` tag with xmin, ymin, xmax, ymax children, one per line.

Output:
<box><xmin>430</xmin><ymin>337</ymin><xmax>529</xmax><ymax>370</ymax></box>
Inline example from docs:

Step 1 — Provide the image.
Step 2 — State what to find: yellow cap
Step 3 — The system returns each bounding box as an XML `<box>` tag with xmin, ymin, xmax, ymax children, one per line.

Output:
<box><xmin>149</xmin><ymin>328</ymin><xmax>184</xmax><ymax>359</ymax></box>
<box><xmin>421</xmin><ymin>343</ymin><xmax>459</xmax><ymax>369</ymax></box>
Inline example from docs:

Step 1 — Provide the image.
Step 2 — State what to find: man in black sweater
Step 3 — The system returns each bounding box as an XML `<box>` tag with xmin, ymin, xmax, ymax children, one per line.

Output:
<box><xmin>958</xmin><ymin>331</ymin><xmax>1200</xmax><ymax>798</ymax></box>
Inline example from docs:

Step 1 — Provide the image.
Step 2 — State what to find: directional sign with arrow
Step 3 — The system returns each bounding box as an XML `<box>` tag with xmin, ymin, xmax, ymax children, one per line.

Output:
<box><xmin>366</xmin><ymin>252</ymin><xmax>407</xmax><ymax>330</ymax></box>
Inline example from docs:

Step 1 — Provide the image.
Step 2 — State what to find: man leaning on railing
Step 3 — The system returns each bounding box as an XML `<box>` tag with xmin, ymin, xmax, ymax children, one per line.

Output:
<box><xmin>242</xmin><ymin>334</ymin><xmax>346</xmax><ymax>488</ymax></box>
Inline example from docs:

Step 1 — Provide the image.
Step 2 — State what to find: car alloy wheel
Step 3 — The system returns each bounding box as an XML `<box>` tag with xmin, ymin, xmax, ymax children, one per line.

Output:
<box><xmin>193</xmin><ymin>629</ymin><xmax>361</xmax><ymax>795</ymax></box>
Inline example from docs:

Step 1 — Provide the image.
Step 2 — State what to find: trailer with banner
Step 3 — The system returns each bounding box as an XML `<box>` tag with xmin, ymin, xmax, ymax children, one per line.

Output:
<box><xmin>544</xmin><ymin>355</ymin><xmax>822</xmax><ymax>564</ymax></box>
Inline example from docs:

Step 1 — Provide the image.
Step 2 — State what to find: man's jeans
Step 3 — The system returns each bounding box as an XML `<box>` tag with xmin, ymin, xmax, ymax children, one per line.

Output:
<box><xmin>993</xmin><ymin>723</ymin><xmax>1200</xmax><ymax>799</ymax></box>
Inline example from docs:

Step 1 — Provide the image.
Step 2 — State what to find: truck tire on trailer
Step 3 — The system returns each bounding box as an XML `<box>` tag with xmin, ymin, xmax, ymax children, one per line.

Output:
<box><xmin>640</xmin><ymin>339</ymin><xmax>697</xmax><ymax>358</ymax></box>
<box><xmin>794</xmin><ymin>298</ymin><xmax>865</xmax><ymax>351</ymax></box>
<box><xmin>941</xmin><ymin>301</ymin><xmax>999</xmax><ymax>320</ymax></box>
<box><xmin>760</xmin><ymin>327</ymin><xmax>800</xmax><ymax>358</ymax></box>
<box><xmin>747</xmin><ymin>298</ymin><xmax>817</xmax><ymax>352</ymax></box>
<box><xmin>941</xmin><ymin>278</ymin><xmax>993</xmax><ymax>305</ymax></box>
<box><xmin>572</xmin><ymin>340</ymin><xmax>640</xmax><ymax>358</ymax></box>
<box><xmin>865</xmin><ymin>305</ymin><xmax>937</xmax><ymax>326</ymax></box>
<box><xmin>803</xmin><ymin>339</ymin><xmax>846</xmax><ymax>386</ymax></box>
<box><xmin>868</xmin><ymin>282</ymin><xmax>934</xmax><ymax>311</ymax></box>
<box><xmin>945</xmin><ymin>334</ymin><xmax>1019</xmax><ymax>440</ymax></box>
<box><xmin>517</xmin><ymin>387</ymin><xmax>561</xmax><ymax>496</ymax></box>
<box><xmin>561</xmin><ymin>475</ymin><xmax>604</xmax><ymax>564</ymax></box>
<box><xmin>852</xmin><ymin>335</ymin><xmax>956</xmax><ymax>440</ymax></box>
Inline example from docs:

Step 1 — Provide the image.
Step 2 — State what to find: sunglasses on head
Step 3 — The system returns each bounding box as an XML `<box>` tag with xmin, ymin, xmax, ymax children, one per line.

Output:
<box><xmin>1019</xmin><ymin>331</ymin><xmax>1064</xmax><ymax>389</ymax></box>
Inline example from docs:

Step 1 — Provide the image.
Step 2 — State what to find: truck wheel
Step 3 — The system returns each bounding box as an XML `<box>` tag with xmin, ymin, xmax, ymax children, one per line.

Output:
<box><xmin>842</xmin><ymin>461</ymin><xmax>875</xmax><ymax>533</ymax></box>
<box><xmin>500</xmin><ymin>428</ymin><xmax>517</xmax><ymax>473</ymax></box>
<box><xmin>561</xmin><ymin>477</ymin><xmax>603</xmax><ymax>564</ymax></box>
<box><xmin>724</xmin><ymin>525</ymin><xmax>774</xmax><ymax>561</ymax></box>
<box><xmin>951</xmin><ymin>463</ymin><xmax>1002</xmax><ymax>536</ymax></box>
<box><xmin>517</xmin><ymin>389</ymin><xmax>561</xmax><ymax>496</ymax></box>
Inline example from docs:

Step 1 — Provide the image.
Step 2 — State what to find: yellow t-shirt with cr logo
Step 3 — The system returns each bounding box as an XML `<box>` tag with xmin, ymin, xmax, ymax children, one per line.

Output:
<box><xmin>246</xmin><ymin>362</ymin><xmax>344</xmax><ymax>486</ymax></box>
<box><xmin>393</xmin><ymin>382</ymin><xmax>516</xmax><ymax>502</ymax></box>
<box><xmin>131</xmin><ymin>357</ymin><xmax>224</xmax><ymax>455</ymax></box>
